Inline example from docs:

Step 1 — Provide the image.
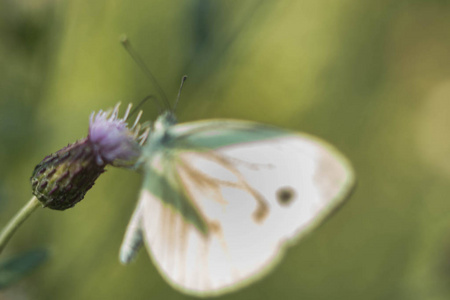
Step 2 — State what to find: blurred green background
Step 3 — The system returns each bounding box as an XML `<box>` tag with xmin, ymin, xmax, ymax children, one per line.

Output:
<box><xmin>1</xmin><ymin>0</ymin><xmax>450</xmax><ymax>299</ymax></box>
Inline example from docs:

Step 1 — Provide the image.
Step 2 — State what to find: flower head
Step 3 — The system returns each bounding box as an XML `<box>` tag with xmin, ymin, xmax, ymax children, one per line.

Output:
<box><xmin>30</xmin><ymin>103</ymin><xmax>149</xmax><ymax>210</ymax></box>
<box><xmin>88</xmin><ymin>103</ymin><xmax>145</xmax><ymax>167</ymax></box>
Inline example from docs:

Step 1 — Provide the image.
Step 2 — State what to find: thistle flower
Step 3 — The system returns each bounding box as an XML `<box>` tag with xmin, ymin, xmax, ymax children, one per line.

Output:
<box><xmin>30</xmin><ymin>103</ymin><xmax>150</xmax><ymax>210</ymax></box>
<box><xmin>0</xmin><ymin>103</ymin><xmax>150</xmax><ymax>254</ymax></box>
<box><xmin>88</xmin><ymin>103</ymin><xmax>145</xmax><ymax>167</ymax></box>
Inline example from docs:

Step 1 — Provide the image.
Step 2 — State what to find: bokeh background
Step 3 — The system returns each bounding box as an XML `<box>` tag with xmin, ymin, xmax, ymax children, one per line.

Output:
<box><xmin>1</xmin><ymin>0</ymin><xmax>450</xmax><ymax>299</ymax></box>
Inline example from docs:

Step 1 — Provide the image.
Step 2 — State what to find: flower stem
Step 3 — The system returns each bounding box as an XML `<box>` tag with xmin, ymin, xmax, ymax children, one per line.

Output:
<box><xmin>0</xmin><ymin>196</ymin><xmax>41</xmax><ymax>255</ymax></box>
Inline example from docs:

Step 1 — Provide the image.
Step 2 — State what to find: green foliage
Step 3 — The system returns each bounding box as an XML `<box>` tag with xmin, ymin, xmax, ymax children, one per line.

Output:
<box><xmin>0</xmin><ymin>249</ymin><xmax>48</xmax><ymax>290</ymax></box>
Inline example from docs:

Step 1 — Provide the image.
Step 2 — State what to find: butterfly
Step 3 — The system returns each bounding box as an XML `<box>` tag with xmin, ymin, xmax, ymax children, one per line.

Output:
<box><xmin>118</xmin><ymin>100</ymin><xmax>355</xmax><ymax>296</ymax></box>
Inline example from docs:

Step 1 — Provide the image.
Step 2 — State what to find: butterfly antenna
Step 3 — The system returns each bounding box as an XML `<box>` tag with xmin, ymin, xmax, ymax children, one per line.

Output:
<box><xmin>120</xmin><ymin>35</ymin><xmax>171</xmax><ymax>110</ymax></box>
<box><xmin>131</xmin><ymin>95</ymin><xmax>163</xmax><ymax>118</ymax></box>
<box><xmin>173</xmin><ymin>75</ymin><xmax>188</xmax><ymax>112</ymax></box>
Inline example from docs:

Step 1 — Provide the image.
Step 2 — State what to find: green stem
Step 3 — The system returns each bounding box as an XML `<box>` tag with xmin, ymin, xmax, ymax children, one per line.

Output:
<box><xmin>0</xmin><ymin>196</ymin><xmax>41</xmax><ymax>255</ymax></box>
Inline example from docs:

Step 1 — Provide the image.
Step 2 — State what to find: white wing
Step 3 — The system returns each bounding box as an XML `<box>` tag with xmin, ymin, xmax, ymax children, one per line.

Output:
<box><xmin>121</xmin><ymin>121</ymin><xmax>354</xmax><ymax>296</ymax></box>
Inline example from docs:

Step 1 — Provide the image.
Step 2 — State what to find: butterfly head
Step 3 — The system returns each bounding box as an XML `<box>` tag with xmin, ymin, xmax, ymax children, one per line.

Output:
<box><xmin>154</xmin><ymin>111</ymin><xmax>177</xmax><ymax>132</ymax></box>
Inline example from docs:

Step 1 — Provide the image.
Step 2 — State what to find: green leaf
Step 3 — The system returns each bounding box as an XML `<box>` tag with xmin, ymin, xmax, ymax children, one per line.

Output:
<box><xmin>0</xmin><ymin>248</ymin><xmax>49</xmax><ymax>289</ymax></box>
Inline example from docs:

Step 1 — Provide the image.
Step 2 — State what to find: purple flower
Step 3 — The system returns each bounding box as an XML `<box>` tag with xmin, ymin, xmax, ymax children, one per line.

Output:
<box><xmin>89</xmin><ymin>103</ymin><xmax>147</xmax><ymax>166</ymax></box>
<box><xmin>31</xmin><ymin>103</ymin><xmax>149</xmax><ymax>210</ymax></box>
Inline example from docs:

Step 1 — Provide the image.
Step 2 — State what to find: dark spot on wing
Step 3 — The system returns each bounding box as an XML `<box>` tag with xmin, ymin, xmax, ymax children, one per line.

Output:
<box><xmin>276</xmin><ymin>187</ymin><xmax>296</xmax><ymax>206</ymax></box>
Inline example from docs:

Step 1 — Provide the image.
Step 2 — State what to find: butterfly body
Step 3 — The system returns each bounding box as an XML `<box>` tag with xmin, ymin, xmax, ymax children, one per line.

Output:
<box><xmin>120</xmin><ymin>111</ymin><xmax>355</xmax><ymax>296</ymax></box>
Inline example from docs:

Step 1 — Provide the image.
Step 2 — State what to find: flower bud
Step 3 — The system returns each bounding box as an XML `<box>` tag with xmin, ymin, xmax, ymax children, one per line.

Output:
<box><xmin>31</xmin><ymin>138</ymin><xmax>105</xmax><ymax>210</ymax></box>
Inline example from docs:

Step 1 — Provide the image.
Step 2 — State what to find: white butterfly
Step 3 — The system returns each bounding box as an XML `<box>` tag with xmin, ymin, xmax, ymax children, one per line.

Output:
<box><xmin>119</xmin><ymin>110</ymin><xmax>355</xmax><ymax>296</ymax></box>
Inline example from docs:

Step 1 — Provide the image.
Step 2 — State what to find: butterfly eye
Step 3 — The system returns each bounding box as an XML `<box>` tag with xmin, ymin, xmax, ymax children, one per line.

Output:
<box><xmin>276</xmin><ymin>187</ymin><xmax>296</xmax><ymax>206</ymax></box>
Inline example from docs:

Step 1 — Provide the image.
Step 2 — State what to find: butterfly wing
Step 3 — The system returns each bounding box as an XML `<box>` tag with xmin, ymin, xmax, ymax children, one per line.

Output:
<box><xmin>120</xmin><ymin>120</ymin><xmax>355</xmax><ymax>296</ymax></box>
